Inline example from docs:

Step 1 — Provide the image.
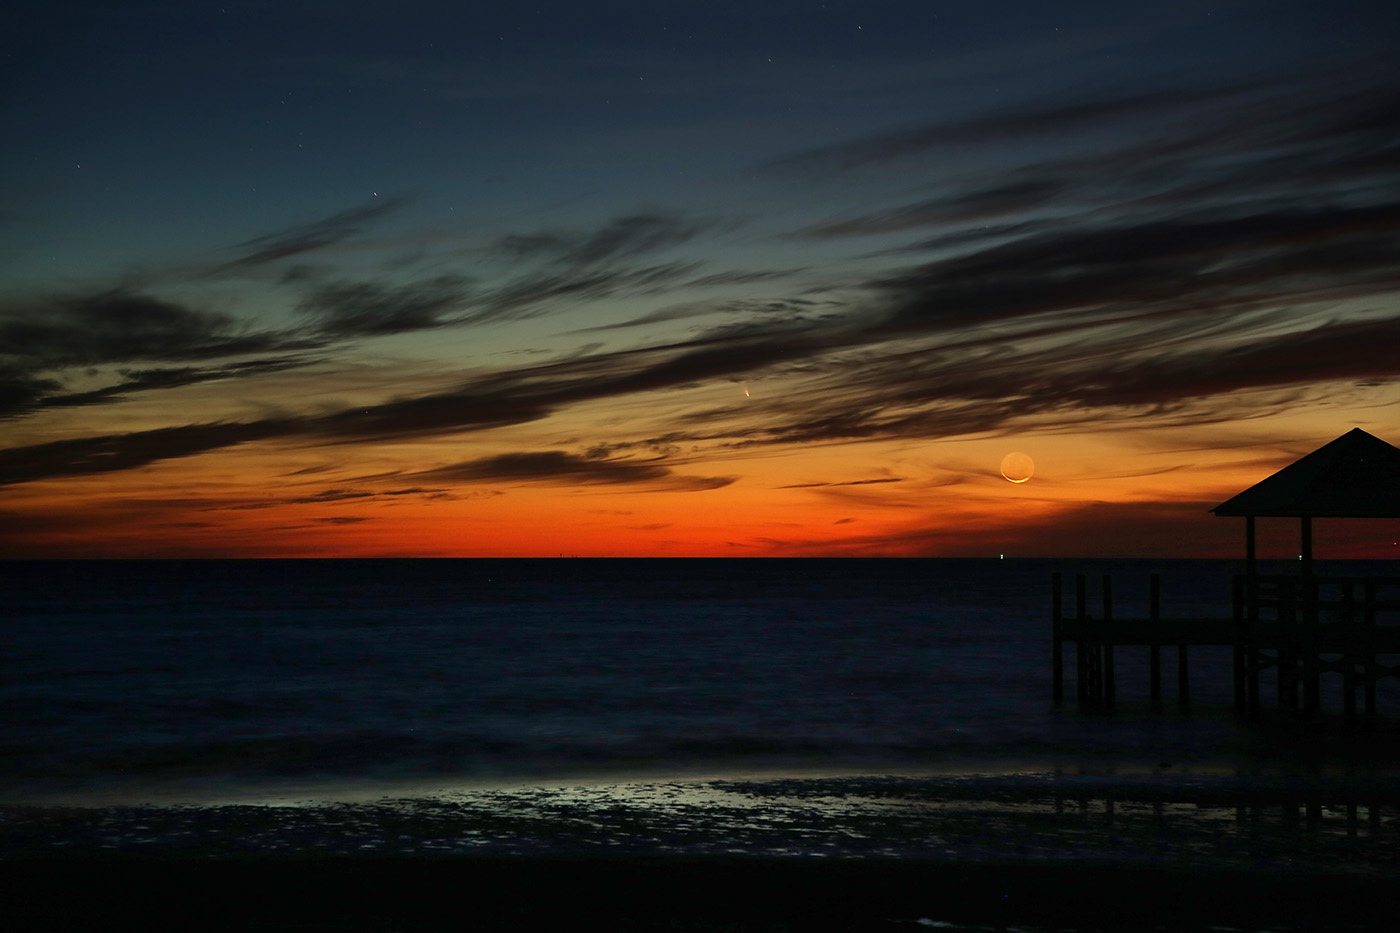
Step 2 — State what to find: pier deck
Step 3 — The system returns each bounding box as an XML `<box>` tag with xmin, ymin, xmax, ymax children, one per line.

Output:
<box><xmin>1057</xmin><ymin>616</ymin><xmax>1400</xmax><ymax>651</ymax></box>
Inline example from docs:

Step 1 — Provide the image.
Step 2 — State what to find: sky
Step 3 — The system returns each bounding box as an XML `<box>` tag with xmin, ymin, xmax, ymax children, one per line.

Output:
<box><xmin>2</xmin><ymin>0</ymin><xmax>1398</xmax><ymax>559</ymax></box>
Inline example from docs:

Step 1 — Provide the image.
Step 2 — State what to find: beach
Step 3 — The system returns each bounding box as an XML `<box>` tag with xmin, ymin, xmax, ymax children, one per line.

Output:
<box><xmin>6</xmin><ymin>769</ymin><xmax>1398</xmax><ymax>931</ymax></box>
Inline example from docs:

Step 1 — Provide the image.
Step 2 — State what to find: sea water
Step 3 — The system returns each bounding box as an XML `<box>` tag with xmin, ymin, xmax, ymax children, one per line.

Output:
<box><xmin>3</xmin><ymin>558</ymin><xmax>1397</xmax><ymax>806</ymax></box>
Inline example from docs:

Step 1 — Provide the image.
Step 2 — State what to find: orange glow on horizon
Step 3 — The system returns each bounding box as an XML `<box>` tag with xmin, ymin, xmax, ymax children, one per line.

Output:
<box><xmin>5</xmin><ymin>421</ymin><xmax>1397</xmax><ymax>560</ymax></box>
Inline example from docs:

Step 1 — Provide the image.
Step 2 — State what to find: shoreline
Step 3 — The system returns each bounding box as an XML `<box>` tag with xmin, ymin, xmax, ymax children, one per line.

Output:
<box><xmin>9</xmin><ymin>733</ymin><xmax>1400</xmax><ymax>809</ymax></box>
<box><xmin>7</xmin><ymin>770</ymin><xmax>1397</xmax><ymax>862</ymax></box>
<box><xmin>7</xmin><ymin>770</ymin><xmax>1396</xmax><ymax>930</ymax></box>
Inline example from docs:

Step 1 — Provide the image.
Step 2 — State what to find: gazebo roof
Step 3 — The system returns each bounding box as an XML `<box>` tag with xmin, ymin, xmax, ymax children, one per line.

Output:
<box><xmin>1212</xmin><ymin>428</ymin><xmax>1400</xmax><ymax>518</ymax></box>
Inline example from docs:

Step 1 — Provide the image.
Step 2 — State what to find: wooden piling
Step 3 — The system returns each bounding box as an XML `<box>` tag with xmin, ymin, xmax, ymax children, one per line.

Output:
<box><xmin>1049</xmin><ymin>570</ymin><xmax>1398</xmax><ymax>721</ymax></box>
<box><xmin>1051</xmin><ymin>573</ymin><xmax>1064</xmax><ymax>703</ymax></box>
<box><xmin>1302</xmin><ymin>572</ymin><xmax>1321</xmax><ymax>717</ymax></box>
<box><xmin>1231</xmin><ymin>575</ymin><xmax>1246</xmax><ymax>711</ymax></box>
<box><xmin>1278</xmin><ymin>577</ymin><xmax>1298</xmax><ymax>714</ymax></box>
<box><xmin>1364</xmin><ymin>581</ymin><xmax>1378</xmax><ymax>719</ymax></box>
<box><xmin>1149</xmin><ymin>573</ymin><xmax>1162</xmax><ymax>705</ymax></box>
<box><xmin>1342</xmin><ymin>582</ymin><xmax>1357</xmax><ymax>727</ymax></box>
<box><xmin>1101</xmin><ymin>575</ymin><xmax>1115</xmax><ymax>708</ymax></box>
<box><xmin>1075</xmin><ymin>575</ymin><xmax>1088</xmax><ymax>702</ymax></box>
<box><xmin>1344</xmin><ymin>663</ymin><xmax>1357</xmax><ymax>725</ymax></box>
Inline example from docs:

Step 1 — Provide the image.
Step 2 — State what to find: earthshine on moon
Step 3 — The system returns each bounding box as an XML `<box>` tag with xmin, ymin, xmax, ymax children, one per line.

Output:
<box><xmin>1000</xmin><ymin>451</ymin><xmax>1035</xmax><ymax>484</ymax></box>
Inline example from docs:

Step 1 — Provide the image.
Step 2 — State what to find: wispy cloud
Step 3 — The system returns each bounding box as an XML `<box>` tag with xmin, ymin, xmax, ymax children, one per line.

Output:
<box><xmin>760</xmin><ymin>84</ymin><xmax>1254</xmax><ymax>174</ymax></box>
<box><xmin>296</xmin><ymin>275</ymin><xmax>474</xmax><ymax>337</ymax></box>
<box><xmin>217</xmin><ymin>195</ymin><xmax>415</xmax><ymax>271</ymax></box>
<box><xmin>0</xmin><ymin>421</ymin><xmax>296</xmax><ymax>487</ymax></box>
<box><xmin>2</xmin><ymin>72</ymin><xmax>1396</xmax><ymax>497</ymax></box>
<box><xmin>0</xmin><ymin>289</ymin><xmax>324</xmax><ymax>417</ymax></box>
<box><xmin>0</xmin><ymin>290</ymin><xmax>318</xmax><ymax>370</ymax></box>
<box><xmin>200</xmin><ymin>485</ymin><xmax>469</xmax><ymax>511</ymax></box>
<box><xmin>573</xmin><ymin>294</ymin><xmax>833</xmax><ymax>334</ymax></box>
<box><xmin>870</xmin><ymin>200</ymin><xmax>1400</xmax><ymax>337</ymax></box>
<box><xmin>779</xmin><ymin>478</ymin><xmax>904</xmax><ymax>489</ymax></box>
<box><xmin>794</xmin><ymin>181</ymin><xmax>1066</xmax><ymax>239</ymax></box>
<box><xmin>0</xmin><ymin>205</ymin><xmax>736</xmax><ymax>418</ymax></box>
<box><xmin>472</xmin><ymin>261</ymin><xmax>703</xmax><ymax>324</ymax></box>
<box><xmin>3</xmin><ymin>284</ymin><xmax>1396</xmax><ymax>489</ymax></box>
<box><xmin>37</xmin><ymin>358</ymin><xmax>316</xmax><ymax>411</ymax></box>
<box><xmin>491</xmin><ymin>212</ymin><xmax>721</xmax><ymax>267</ymax></box>
<box><xmin>414</xmin><ymin>450</ymin><xmax>736</xmax><ymax>492</ymax></box>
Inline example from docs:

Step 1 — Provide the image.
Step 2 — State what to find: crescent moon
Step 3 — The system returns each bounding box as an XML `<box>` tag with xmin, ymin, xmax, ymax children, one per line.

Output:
<box><xmin>1000</xmin><ymin>451</ymin><xmax>1034</xmax><ymax>484</ymax></box>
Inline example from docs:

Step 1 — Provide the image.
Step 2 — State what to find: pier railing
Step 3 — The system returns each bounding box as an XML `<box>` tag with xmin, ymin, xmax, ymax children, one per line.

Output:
<box><xmin>1240</xmin><ymin>574</ymin><xmax>1400</xmax><ymax>720</ymax></box>
<box><xmin>1245</xmin><ymin>574</ymin><xmax>1400</xmax><ymax>626</ymax></box>
<box><xmin>1051</xmin><ymin>572</ymin><xmax>1400</xmax><ymax>723</ymax></box>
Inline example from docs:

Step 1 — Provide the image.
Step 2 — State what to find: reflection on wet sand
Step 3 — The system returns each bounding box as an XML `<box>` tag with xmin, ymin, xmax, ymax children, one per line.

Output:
<box><xmin>6</xmin><ymin>771</ymin><xmax>1397</xmax><ymax>932</ymax></box>
<box><xmin>4</xmin><ymin>771</ymin><xmax>1397</xmax><ymax>871</ymax></box>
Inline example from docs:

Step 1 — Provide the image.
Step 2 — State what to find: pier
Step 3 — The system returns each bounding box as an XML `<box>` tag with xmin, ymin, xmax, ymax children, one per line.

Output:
<box><xmin>1052</xmin><ymin>571</ymin><xmax>1400</xmax><ymax>719</ymax></box>
<box><xmin>1052</xmin><ymin>428</ymin><xmax>1400</xmax><ymax>721</ymax></box>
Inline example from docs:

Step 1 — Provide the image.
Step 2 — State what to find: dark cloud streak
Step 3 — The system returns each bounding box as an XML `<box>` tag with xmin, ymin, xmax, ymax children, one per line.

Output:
<box><xmin>761</xmin><ymin>84</ymin><xmax>1256</xmax><ymax>174</ymax></box>
<box><xmin>492</xmin><ymin>213</ymin><xmax>720</xmax><ymax>267</ymax></box>
<box><xmin>219</xmin><ymin>195</ymin><xmax>414</xmax><ymax>271</ymax></box>
<box><xmin>1</xmin><ymin>291</ymin><xmax>318</xmax><ymax>370</ymax></box>
<box><xmin>296</xmin><ymin>275</ymin><xmax>473</xmax><ymax>337</ymax></box>
<box><xmin>796</xmin><ymin>181</ymin><xmax>1065</xmax><ymax>239</ymax></box>
<box><xmin>415</xmin><ymin>450</ymin><xmax>737</xmax><ymax>491</ymax></box>
<box><xmin>0</xmin><ymin>289</ymin><xmax>326</xmax><ymax>417</ymax></box>
<box><xmin>0</xmin><ymin>421</ymin><xmax>297</xmax><ymax>487</ymax></box>
<box><xmin>36</xmin><ymin>358</ymin><xmax>317</xmax><ymax>411</ymax></box>
<box><xmin>3</xmin><ymin>74</ymin><xmax>1397</xmax><ymax>491</ymax></box>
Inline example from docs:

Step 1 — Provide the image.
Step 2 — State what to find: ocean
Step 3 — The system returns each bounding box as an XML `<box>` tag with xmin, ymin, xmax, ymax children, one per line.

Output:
<box><xmin>5</xmin><ymin>558</ymin><xmax>1400</xmax><ymax>931</ymax></box>
<box><xmin>4</xmin><ymin>557</ymin><xmax>1396</xmax><ymax>806</ymax></box>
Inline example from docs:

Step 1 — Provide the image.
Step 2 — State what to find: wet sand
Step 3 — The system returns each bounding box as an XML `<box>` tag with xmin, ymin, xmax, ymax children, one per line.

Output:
<box><xmin>5</xmin><ymin>772</ymin><xmax>1397</xmax><ymax>931</ymax></box>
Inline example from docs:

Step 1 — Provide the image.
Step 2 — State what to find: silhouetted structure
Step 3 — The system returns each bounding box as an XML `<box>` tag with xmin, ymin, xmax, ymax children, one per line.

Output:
<box><xmin>1051</xmin><ymin>571</ymin><xmax>1237</xmax><ymax>709</ymax></box>
<box><xmin>1211</xmin><ymin>427</ymin><xmax>1400</xmax><ymax>720</ymax></box>
<box><xmin>1053</xmin><ymin>428</ymin><xmax>1400</xmax><ymax>723</ymax></box>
